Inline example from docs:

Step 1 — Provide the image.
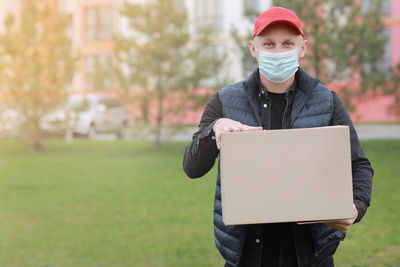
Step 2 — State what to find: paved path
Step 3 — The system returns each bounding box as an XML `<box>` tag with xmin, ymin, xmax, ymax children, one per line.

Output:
<box><xmin>162</xmin><ymin>124</ymin><xmax>400</xmax><ymax>141</ymax></box>
<box><xmin>354</xmin><ymin>124</ymin><xmax>400</xmax><ymax>140</ymax></box>
<box><xmin>91</xmin><ymin>124</ymin><xmax>400</xmax><ymax>141</ymax></box>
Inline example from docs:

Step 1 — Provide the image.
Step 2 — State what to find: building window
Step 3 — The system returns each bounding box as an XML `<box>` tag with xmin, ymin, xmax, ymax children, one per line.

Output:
<box><xmin>86</xmin><ymin>55</ymin><xmax>113</xmax><ymax>90</ymax></box>
<box><xmin>361</xmin><ymin>27</ymin><xmax>391</xmax><ymax>76</ymax></box>
<box><xmin>172</xmin><ymin>0</ymin><xmax>186</xmax><ymax>13</ymax></box>
<box><xmin>381</xmin><ymin>0</ymin><xmax>391</xmax><ymax>15</ymax></box>
<box><xmin>245</xmin><ymin>0</ymin><xmax>260</xmax><ymax>15</ymax></box>
<box><xmin>57</xmin><ymin>0</ymin><xmax>68</xmax><ymax>13</ymax></box>
<box><xmin>194</xmin><ymin>0</ymin><xmax>224</xmax><ymax>32</ymax></box>
<box><xmin>65</xmin><ymin>14</ymin><xmax>73</xmax><ymax>39</ymax></box>
<box><xmin>85</xmin><ymin>6</ymin><xmax>113</xmax><ymax>41</ymax></box>
<box><xmin>379</xmin><ymin>28</ymin><xmax>392</xmax><ymax>73</ymax></box>
<box><xmin>361</xmin><ymin>0</ymin><xmax>391</xmax><ymax>15</ymax></box>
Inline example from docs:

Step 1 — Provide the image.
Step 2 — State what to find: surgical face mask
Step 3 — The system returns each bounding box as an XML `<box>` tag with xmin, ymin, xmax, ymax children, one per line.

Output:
<box><xmin>255</xmin><ymin>45</ymin><xmax>299</xmax><ymax>83</ymax></box>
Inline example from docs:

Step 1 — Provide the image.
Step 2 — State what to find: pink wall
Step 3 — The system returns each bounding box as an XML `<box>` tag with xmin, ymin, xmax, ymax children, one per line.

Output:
<box><xmin>351</xmin><ymin>94</ymin><xmax>399</xmax><ymax>122</ymax></box>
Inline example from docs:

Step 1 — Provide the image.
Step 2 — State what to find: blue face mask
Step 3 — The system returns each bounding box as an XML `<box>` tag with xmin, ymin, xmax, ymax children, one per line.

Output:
<box><xmin>256</xmin><ymin>47</ymin><xmax>299</xmax><ymax>83</ymax></box>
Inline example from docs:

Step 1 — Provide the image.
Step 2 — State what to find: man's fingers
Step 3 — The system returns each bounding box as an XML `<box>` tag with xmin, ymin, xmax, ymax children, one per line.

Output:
<box><xmin>323</xmin><ymin>202</ymin><xmax>358</xmax><ymax>231</ymax></box>
<box><xmin>242</xmin><ymin>126</ymin><xmax>263</xmax><ymax>131</ymax></box>
<box><xmin>215</xmin><ymin>130</ymin><xmax>222</xmax><ymax>150</ymax></box>
<box><xmin>222</xmin><ymin>127</ymin><xmax>230</xmax><ymax>132</ymax></box>
<box><xmin>325</xmin><ymin>219</ymin><xmax>353</xmax><ymax>232</ymax></box>
<box><xmin>231</xmin><ymin>126</ymin><xmax>241</xmax><ymax>132</ymax></box>
<box><xmin>216</xmin><ymin>138</ymin><xmax>221</xmax><ymax>150</ymax></box>
<box><xmin>212</xmin><ymin>118</ymin><xmax>263</xmax><ymax>150</ymax></box>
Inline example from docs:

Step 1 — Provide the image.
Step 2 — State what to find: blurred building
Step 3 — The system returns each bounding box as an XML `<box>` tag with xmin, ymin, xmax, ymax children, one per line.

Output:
<box><xmin>55</xmin><ymin>0</ymin><xmax>116</xmax><ymax>93</ymax></box>
<box><xmin>184</xmin><ymin>0</ymin><xmax>271</xmax><ymax>82</ymax></box>
<box><xmin>0</xmin><ymin>0</ymin><xmax>399</xmax><ymax>123</ymax></box>
<box><xmin>382</xmin><ymin>0</ymin><xmax>400</xmax><ymax>69</ymax></box>
<box><xmin>0</xmin><ymin>2</ymin><xmax>20</xmax><ymax>32</ymax></box>
<box><xmin>54</xmin><ymin>0</ymin><xmax>270</xmax><ymax>92</ymax></box>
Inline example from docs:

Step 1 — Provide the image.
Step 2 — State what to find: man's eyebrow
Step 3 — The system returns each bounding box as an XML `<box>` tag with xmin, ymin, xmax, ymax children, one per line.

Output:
<box><xmin>262</xmin><ymin>37</ymin><xmax>297</xmax><ymax>42</ymax></box>
<box><xmin>281</xmin><ymin>37</ymin><xmax>298</xmax><ymax>43</ymax></box>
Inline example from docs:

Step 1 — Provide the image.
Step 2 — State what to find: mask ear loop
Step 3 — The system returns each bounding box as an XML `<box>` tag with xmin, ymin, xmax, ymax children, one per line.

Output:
<box><xmin>252</xmin><ymin>40</ymin><xmax>260</xmax><ymax>53</ymax></box>
<box><xmin>297</xmin><ymin>40</ymin><xmax>305</xmax><ymax>57</ymax></box>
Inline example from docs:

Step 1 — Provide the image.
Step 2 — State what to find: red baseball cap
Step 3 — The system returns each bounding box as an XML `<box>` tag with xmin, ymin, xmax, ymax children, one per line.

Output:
<box><xmin>253</xmin><ymin>6</ymin><xmax>304</xmax><ymax>38</ymax></box>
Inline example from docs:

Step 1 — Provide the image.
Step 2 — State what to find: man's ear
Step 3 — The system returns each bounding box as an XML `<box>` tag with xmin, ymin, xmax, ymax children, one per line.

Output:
<box><xmin>249</xmin><ymin>40</ymin><xmax>257</xmax><ymax>59</ymax></box>
<box><xmin>299</xmin><ymin>39</ymin><xmax>308</xmax><ymax>58</ymax></box>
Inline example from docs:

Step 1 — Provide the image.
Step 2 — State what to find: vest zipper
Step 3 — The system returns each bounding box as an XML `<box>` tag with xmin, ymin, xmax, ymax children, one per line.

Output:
<box><xmin>282</xmin><ymin>96</ymin><xmax>290</xmax><ymax>129</ymax></box>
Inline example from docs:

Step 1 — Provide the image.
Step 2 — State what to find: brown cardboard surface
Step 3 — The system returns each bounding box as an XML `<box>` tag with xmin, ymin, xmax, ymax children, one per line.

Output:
<box><xmin>220</xmin><ymin>126</ymin><xmax>353</xmax><ymax>226</ymax></box>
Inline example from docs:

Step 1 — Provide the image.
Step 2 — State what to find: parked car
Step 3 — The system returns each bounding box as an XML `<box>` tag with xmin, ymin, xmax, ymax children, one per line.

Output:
<box><xmin>0</xmin><ymin>105</ymin><xmax>20</xmax><ymax>138</ymax></box>
<box><xmin>40</xmin><ymin>94</ymin><xmax>130</xmax><ymax>139</ymax></box>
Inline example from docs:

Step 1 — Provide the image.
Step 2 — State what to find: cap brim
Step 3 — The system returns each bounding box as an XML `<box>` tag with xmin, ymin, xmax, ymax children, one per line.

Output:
<box><xmin>253</xmin><ymin>20</ymin><xmax>304</xmax><ymax>38</ymax></box>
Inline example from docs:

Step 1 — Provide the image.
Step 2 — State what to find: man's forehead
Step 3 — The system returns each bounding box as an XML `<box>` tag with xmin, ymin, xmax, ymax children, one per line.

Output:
<box><xmin>254</xmin><ymin>25</ymin><xmax>302</xmax><ymax>42</ymax></box>
<box><xmin>257</xmin><ymin>23</ymin><xmax>301</xmax><ymax>38</ymax></box>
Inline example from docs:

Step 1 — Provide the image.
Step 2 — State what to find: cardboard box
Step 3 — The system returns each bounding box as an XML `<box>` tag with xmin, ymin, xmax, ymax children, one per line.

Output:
<box><xmin>220</xmin><ymin>126</ymin><xmax>353</xmax><ymax>226</ymax></box>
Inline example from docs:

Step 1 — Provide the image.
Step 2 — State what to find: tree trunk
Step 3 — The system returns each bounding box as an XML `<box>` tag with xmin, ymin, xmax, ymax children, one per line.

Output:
<box><xmin>64</xmin><ymin>128</ymin><xmax>73</xmax><ymax>143</ymax></box>
<box><xmin>154</xmin><ymin>84</ymin><xmax>163</xmax><ymax>149</ymax></box>
<box><xmin>32</xmin><ymin>121</ymin><xmax>43</xmax><ymax>152</ymax></box>
<box><xmin>155</xmin><ymin>120</ymin><xmax>161</xmax><ymax>149</ymax></box>
<box><xmin>32</xmin><ymin>129</ymin><xmax>42</xmax><ymax>152</ymax></box>
<box><xmin>313</xmin><ymin>49</ymin><xmax>321</xmax><ymax>80</ymax></box>
<box><xmin>312</xmin><ymin>24</ymin><xmax>322</xmax><ymax>81</ymax></box>
<box><xmin>33</xmin><ymin>139</ymin><xmax>42</xmax><ymax>152</ymax></box>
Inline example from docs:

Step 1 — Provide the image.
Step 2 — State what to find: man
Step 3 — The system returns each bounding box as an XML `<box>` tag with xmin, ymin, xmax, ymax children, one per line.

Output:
<box><xmin>183</xmin><ymin>6</ymin><xmax>373</xmax><ymax>267</ymax></box>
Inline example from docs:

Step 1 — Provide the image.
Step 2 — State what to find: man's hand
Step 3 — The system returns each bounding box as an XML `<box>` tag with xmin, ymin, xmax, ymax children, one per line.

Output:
<box><xmin>324</xmin><ymin>203</ymin><xmax>358</xmax><ymax>232</ymax></box>
<box><xmin>213</xmin><ymin>118</ymin><xmax>262</xmax><ymax>150</ymax></box>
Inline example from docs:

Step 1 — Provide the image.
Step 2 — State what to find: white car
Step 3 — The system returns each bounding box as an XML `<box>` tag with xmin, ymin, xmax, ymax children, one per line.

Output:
<box><xmin>40</xmin><ymin>94</ymin><xmax>130</xmax><ymax>139</ymax></box>
<box><xmin>0</xmin><ymin>105</ymin><xmax>20</xmax><ymax>138</ymax></box>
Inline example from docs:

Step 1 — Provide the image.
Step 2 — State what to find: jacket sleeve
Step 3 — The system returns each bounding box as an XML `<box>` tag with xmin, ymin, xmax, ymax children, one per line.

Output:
<box><xmin>330</xmin><ymin>91</ymin><xmax>374</xmax><ymax>223</ymax></box>
<box><xmin>182</xmin><ymin>92</ymin><xmax>222</xmax><ymax>178</ymax></box>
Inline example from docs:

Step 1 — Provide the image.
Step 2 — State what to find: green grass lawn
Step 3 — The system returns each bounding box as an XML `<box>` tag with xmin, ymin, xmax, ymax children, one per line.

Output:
<box><xmin>0</xmin><ymin>139</ymin><xmax>399</xmax><ymax>267</ymax></box>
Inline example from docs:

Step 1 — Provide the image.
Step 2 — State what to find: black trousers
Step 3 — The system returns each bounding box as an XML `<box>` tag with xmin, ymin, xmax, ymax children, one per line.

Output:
<box><xmin>224</xmin><ymin>223</ymin><xmax>338</xmax><ymax>267</ymax></box>
<box><xmin>225</xmin><ymin>256</ymin><xmax>333</xmax><ymax>267</ymax></box>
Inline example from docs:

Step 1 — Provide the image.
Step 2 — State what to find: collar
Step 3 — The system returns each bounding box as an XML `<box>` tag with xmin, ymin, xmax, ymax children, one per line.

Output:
<box><xmin>257</xmin><ymin>76</ymin><xmax>297</xmax><ymax>100</ymax></box>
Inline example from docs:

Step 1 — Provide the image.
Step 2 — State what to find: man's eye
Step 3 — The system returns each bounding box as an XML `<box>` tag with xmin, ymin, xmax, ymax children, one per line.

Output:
<box><xmin>284</xmin><ymin>42</ymin><xmax>293</xmax><ymax>46</ymax></box>
<box><xmin>264</xmin><ymin>43</ymin><xmax>273</xmax><ymax>47</ymax></box>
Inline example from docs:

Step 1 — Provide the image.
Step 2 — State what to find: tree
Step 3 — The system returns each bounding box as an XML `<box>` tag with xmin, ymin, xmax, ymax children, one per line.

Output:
<box><xmin>87</xmin><ymin>56</ymin><xmax>113</xmax><ymax>90</ymax></box>
<box><xmin>0</xmin><ymin>0</ymin><xmax>75</xmax><ymax>151</ymax></box>
<box><xmin>115</xmin><ymin>0</ymin><xmax>224</xmax><ymax>149</ymax></box>
<box><xmin>385</xmin><ymin>63</ymin><xmax>400</xmax><ymax>116</ymax></box>
<box><xmin>234</xmin><ymin>0</ymin><xmax>389</xmax><ymax>111</ymax></box>
<box><xmin>230</xmin><ymin>2</ymin><xmax>260</xmax><ymax>78</ymax></box>
<box><xmin>275</xmin><ymin>0</ymin><xmax>386</xmax><ymax>84</ymax></box>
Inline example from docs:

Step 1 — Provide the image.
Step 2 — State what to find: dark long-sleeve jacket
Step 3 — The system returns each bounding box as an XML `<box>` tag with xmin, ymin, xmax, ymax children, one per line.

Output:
<box><xmin>183</xmin><ymin>68</ymin><xmax>373</xmax><ymax>266</ymax></box>
<box><xmin>183</xmin><ymin>74</ymin><xmax>373</xmax><ymax>223</ymax></box>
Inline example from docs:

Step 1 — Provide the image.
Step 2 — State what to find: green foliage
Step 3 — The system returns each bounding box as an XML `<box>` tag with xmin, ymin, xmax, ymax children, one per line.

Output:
<box><xmin>0</xmin><ymin>0</ymin><xmax>76</xmax><ymax>150</ymax></box>
<box><xmin>0</xmin><ymin>138</ymin><xmax>399</xmax><ymax>266</ymax></box>
<box><xmin>87</xmin><ymin>56</ymin><xmax>113</xmax><ymax>90</ymax></box>
<box><xmin>273</xmin><ymin>0</ymin><xmax>387</xmax><ymax>86</ymax></box>
<box><xmin>230</xmin><ymin>1</ymin><xmax>259</xmax><ymax>77</ymax></box>
<box><xmin>114</xmin><ymin>0</ymin><xmax>224</xmax><ymax>148</ymax></box>
<box><xmin>384</xmin><ymin>63</ymin><xmax>400</xmax><ymax>116</ymax></box>
<box><xmin>230</xmin><ymin>28</ymin><xmax>255</xmax><ymax>78</ymax></box>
